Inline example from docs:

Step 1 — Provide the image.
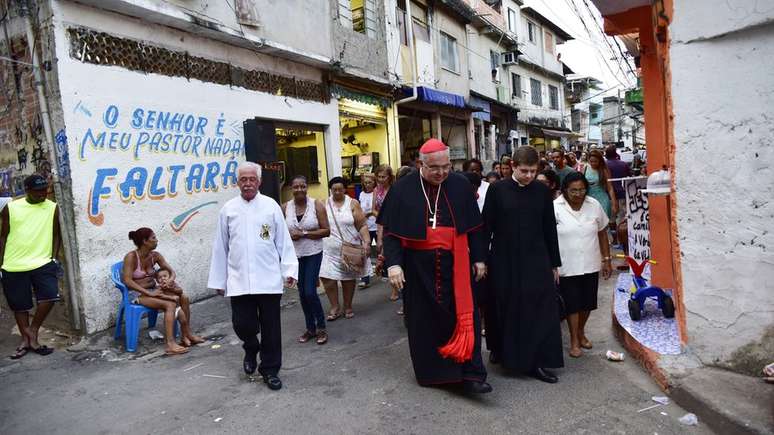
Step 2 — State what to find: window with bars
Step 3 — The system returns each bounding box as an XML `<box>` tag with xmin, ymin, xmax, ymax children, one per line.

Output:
<box><xmin>512</xmin><ymin>73</ymin><xmax>521</xmax><ymax>98</ymax></box>
<box><xmin>530</xmin><ymin>78</ymin><xmax>542</xmax><ymax>106</ymax></box>
<box><xmin>549</xmin><ymin>85</ymin><xmax>559</xmax><ymax>110</ymax></box>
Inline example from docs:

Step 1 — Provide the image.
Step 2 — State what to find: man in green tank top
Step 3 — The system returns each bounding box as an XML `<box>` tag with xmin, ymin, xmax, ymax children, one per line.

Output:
<box><xmin>1</xmin><ymin>175</ymin><xmax>62</xmax><ymax>359</ymax></box>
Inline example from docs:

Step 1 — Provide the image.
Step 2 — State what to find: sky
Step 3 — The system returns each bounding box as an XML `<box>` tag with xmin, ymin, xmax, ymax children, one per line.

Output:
<box><xmin>523</xmin><ymin>0</ymin><xmax>638</xmax><ymax>94</ymax></box>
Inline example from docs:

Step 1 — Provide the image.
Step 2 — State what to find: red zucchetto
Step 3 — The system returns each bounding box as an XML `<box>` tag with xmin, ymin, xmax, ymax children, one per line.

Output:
<box><xmin>419</xmin><ymin>138</ymin><xmax>448</xmax><ymax>154</ymax></box>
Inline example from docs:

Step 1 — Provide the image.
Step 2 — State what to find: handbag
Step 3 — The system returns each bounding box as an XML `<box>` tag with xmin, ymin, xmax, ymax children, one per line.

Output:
<box><xmin>328</xmin><ymin>200</ymin><xmax>365</xmax><ymax>272</ymax></box>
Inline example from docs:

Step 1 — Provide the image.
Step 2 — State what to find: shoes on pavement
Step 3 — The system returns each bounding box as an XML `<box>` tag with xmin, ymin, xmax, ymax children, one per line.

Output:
<box><xmin>243</xmin><ymin>352</ymin><xmax>257</xmax><ymax>375</ymax></box>
<box><xmin>530</xmin><ymin>367</ymin><xmax>558</xmax><ymax>384</ymax></box>
<box><xmin>262</xmin><ymin>374</ymin><xmax>283</xmax><ymax>390</ymax></box>
<box><xmin>462</xmin><ymin>380</ymin><xmax>493</xmax><ymax>394</ymax></box>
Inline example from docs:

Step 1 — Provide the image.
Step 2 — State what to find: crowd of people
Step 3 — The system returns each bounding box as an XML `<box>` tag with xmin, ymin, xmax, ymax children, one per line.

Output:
<box><xmin>2</xmin><ymin>140</ymin><xmax>639</xmax><ymax>395</ymax></box>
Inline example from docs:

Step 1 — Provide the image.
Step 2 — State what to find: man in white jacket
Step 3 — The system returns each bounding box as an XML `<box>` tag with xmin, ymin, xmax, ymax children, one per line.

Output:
<box><xmin>208</xmin><ymin>162</ymin><xmax>298</xmax><ymax>390</ymax></box>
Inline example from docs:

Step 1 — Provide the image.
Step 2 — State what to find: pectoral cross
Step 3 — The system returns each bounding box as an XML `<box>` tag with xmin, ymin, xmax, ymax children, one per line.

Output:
<box><xmin>430</xmin><ymin>214</ymin><xmax>437</xmax><ymax>229</ymax></box>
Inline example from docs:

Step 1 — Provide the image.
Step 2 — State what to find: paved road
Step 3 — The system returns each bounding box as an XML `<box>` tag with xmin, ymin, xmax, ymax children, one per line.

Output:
<box><xmin>0</xmin><ymin>275</ymin><xmax>712</xmax><ymax>434</ymax></box>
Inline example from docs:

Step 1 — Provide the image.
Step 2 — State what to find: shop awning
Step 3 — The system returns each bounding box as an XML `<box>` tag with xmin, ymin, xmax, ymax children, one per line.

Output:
<box><xmin>541</xmin><ymin>128</ymin><xmax>578</xmax><ymax>138</ymax></box>
<box><xmin>400</xmin><ymin>86</ymin><xmax>466</xmax><ymax>109</ymax></box>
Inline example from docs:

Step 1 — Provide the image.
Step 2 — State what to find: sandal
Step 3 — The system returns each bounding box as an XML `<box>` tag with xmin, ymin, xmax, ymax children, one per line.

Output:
<box><xmin>580</xmin><ymin>339</ymin><xmax>593</xmax><ymax>350</ymax></box>
<box><xmin>298</xmin><ymin>331</ymin><xmax>315</xmax><ymax>343</ymax></box>
<box><xmin>315</xmin><ymin>330</ymin><xmax>328</xmax><ymax>345</ymax></box>
<box><xmin>30</xmin><ymin>345</ymin><xmax>54</xmax><ymax>356</ymax></box>
<box><xmin>165</xmin><ymin>346</ymin><xmax>189</xmax><ymax>356</ymax></box>
<box><xmin>569</xmin><ymin>348</ymin><xmax>582</xmax><ymax>358</ymax></box>
<box><xmin>10</xmin><ymin>346</ymin><xmax>29</xmax><ymax>360</ymax></box>
<box><xmin>344</xmin><ymin>310</ymin><xmax>355</xmax><ymax>319</ymax></box>
<box><xmin>326</xmin><ymin>311</ymin><xmax>342</xmax><ymax>322</ymax></box>
<box><xmin>396</xmin><ymin>308</ymin><xmax>404</xmax><ymax>316</ymax></box>
<box><xmin>389</xmin><ymin>294</ymin><xmax>399</xmax><ymax>302</ymax></box>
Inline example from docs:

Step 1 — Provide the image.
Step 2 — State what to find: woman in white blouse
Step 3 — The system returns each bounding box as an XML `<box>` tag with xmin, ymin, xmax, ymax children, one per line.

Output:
<box><xmin>554</xmin><ymin>171</ymin><xmax>613</xmax><ymax>358</ymax></box>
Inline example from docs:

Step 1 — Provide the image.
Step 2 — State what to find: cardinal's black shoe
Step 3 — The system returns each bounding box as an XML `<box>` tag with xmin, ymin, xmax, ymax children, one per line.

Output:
<box><xmin>462</xmin><ymin>380</ymin><xmax>493</xmax><ymax>394</ymax></box>
<box><xmin>530</xmin><ymin>367</ymin><xmax>558</xmax><ymax>384</ymax></box>
<box><xmin>243</xmin><ymin>352</ymin><xmax>257</xmax><ymax>375</ymax></box>
<box><xmin>262</xmin><ymin>374</ymin><xmax>283</xmax><ymax>390</ymax></box>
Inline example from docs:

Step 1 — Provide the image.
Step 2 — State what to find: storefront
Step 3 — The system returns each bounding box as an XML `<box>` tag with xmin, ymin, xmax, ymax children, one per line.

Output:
<box><xmin>275</xmin><ymin>121</ymin><xmax>330</xmax><ymax>202</ymax></box>
<box><xmin>397</xmin><ymin>86</ymin><xmax>473</xmax><ymax>167</ymax></box>
<box><xmin>332</xmin><ymin>84</ymin><xmax>395</xmax><ymax>196</ymax></box>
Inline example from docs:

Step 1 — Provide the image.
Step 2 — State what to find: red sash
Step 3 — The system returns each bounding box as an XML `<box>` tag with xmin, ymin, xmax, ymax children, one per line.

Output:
<box><xmin>402</xmin><ymin>227</ymin><xmax>474</xmax><ymax>363</ymax></box>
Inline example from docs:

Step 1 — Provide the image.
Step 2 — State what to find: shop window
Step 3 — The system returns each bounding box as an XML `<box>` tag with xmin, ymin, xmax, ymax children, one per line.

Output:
<box><xmin>549</xmin><ymin>85</ymin><xmax>559</xmax><ymax>110</ymax></box>
<box><xmin>338</xmin><ymin>0</ymin><xmax>378</xmax><ymax>38</ymax></box>
<box><xmin>440</xmin><ymin>32</ymin><xmax>459</xmax><ymax>72</ymax></box>
<box><xmin>512</xmin><ymin>73</ymin><xmax>522</xmax><ymax>98</ymax></box>
<box><xmin>530</xmin><ymin>78</ymin><xmax>542</xmax><ymax>106</ymax></box>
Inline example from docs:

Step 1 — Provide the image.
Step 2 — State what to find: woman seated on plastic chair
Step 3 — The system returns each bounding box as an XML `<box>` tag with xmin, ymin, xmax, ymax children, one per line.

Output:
<box><xmin>122</xmin><ymin>227</ymin><xmax>204</xmax><ymax>355</ymax></box>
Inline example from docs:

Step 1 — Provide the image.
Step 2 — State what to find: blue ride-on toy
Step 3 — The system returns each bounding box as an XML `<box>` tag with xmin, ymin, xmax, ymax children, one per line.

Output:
<box><xmin>621</xmin><ymin>255</ymin><xmax>676</xmax><ymax>321</ymax></box>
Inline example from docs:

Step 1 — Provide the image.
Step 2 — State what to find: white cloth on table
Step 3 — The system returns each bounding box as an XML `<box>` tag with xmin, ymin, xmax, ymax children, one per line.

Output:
<box><xmin>207</xmin><ymin>194</ymin><xmax>298</xmax><ymax>297</ymax></box>
<box><xmin>320</xmin><ymin>196</ymin><xmax>371</xmax><ymax>280</ymax></box>
<box><xmin>554</xmin><ymin>195</ymin><xmax>609</xmax><ymax>277</ymax></box>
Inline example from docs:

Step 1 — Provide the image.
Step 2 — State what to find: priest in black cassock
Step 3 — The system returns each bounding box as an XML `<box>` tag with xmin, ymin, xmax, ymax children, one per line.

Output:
<box><xmin>482</xmin><ymin>145</ymin><xmax>564</xmax><ymax>384</ymax></box>
<box><xmin>377</xmin><ymin>138</ymin><xmax>491</xmax><ymax>394</ymax></box>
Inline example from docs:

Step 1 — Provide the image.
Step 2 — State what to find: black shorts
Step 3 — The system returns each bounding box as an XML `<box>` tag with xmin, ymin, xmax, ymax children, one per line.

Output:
<box><xmin>1</xmin><ymin>261</ymin><xmax>61</xmax><ymax>312</ymax></box>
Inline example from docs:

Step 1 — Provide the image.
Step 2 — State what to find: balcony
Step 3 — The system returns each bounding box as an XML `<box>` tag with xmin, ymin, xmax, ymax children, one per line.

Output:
<box><xmin>462</xmin><ymin>0</ymin><xmax>518</xmax><ymax>47</ymax></box>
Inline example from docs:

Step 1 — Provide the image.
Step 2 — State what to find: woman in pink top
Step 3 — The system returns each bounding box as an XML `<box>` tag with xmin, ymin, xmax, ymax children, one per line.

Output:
<box><xmin>122</xmin><ymin>227</ymin><xmax>204</xmax><ymax>355</ymax></box>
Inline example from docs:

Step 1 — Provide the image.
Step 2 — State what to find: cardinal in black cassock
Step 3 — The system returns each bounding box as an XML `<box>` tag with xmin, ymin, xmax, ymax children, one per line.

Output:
<box><xmin>377</xmin><ymin>139</ymin><xmax>491</xmax><ymax>394</ymax></box>
<box><xmin>482</xmin><ymin>145</ymin><xmax>564</xmax><ymax>384</ymax></box>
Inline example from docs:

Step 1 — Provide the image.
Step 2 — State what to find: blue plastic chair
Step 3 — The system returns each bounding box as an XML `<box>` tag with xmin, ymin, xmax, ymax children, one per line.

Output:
<box><xmin>111</xmin><ymin>261</ymin><xmax>179</xmax><ymax>352</ymax></box>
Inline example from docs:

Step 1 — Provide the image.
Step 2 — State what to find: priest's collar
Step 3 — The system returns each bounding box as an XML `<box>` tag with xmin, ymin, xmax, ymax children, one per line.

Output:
<box><xmin>511</xmin><ymin>174</ymin><xmax>529</xmax><ymax>187</ymax></box>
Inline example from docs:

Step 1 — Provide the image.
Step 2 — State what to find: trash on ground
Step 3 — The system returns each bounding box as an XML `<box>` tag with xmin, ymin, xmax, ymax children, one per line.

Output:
<box><xmin>606</xmin><ymin>350</ymin><xmax>625</xmax><ymax>361</ymax></box>
<box><xmin>183</xmin><ymin>362</ymin><xmax>204</xmax><ymax>372</ymax></box>
<box><xmin>202</xmin><ymin>374</ymin><xmax>227</xmax><ymax>379</ymax></box>
<box><xmin>763</xmin><ymin>362</ymin><xmax>774</xmax><ymax>377</ymax></box>
<box><xmin>211</xmin><ymin>344</ymin><xmax>222</xmax><ymax>349</ymax></box>
<box><xmin>636</xmin><ymin>404</ymin><xmax>662</xmax><ymax>413</ymax></box>
<box><xmin>678</xmin><ymin>413</ymin><xmax>698</xmax><ymax>426</ymax></box>
<box><xmin>651</xmin><ymin>396</ymin><xmax>669</xmax><ymax>405</ymax></box>
<box><xmin>660</xmin><ymin>412</ymin><xmax>668</xmax><ymax>416</ymax></box>
<box><xmin>148</xmin><ymin>330</ymin><xmax>164</xmax><ymax>340</ymax></box>
<box><xmin>214</xmin><ymin>417</ymin><xmax>223</xmax><ymax>422</ymax></box>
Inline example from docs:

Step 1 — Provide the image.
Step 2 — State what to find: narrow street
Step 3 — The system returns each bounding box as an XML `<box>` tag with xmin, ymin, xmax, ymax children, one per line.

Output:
<box><xmin>0</xmin><ymin>274</ymin><xmax>711</xmax><ymax>434</ymax></box>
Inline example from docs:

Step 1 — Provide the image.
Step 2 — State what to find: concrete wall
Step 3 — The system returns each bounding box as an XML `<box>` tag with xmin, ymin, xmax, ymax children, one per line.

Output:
<box><xmin>53</xmin><ymin>1</ymin><xmax>341</xmax><ymax>333</ymax></box>
<box><xmin>431</xmin><ymin>6</ymin><xmax>469</xmax><ymax>97</ymax></box>
<box><xmin>468</xmin><ymin>28</ymin><xmax>501</xmax><ymax>101</ymax></box>
<box><xmin>670</xmin><ymin>0</ymin><xmax>774</xmax><ymax>373</ymax></box>
<box><xmin>162</xmin><ymin>0</ymin><xmax>333</xmax><ymax>59</ymax></box>
<box><xmin>331</xmin><ymin>0</ymin><xmax>390</xmax><ymax>81</ymax></box>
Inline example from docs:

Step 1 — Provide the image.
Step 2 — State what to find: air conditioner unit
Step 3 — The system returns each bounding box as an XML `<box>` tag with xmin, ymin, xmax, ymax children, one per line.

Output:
<box><xmin>502</xmin><ymin>52</ymin><xmax>518</xmax><ymax>65</ymax></box>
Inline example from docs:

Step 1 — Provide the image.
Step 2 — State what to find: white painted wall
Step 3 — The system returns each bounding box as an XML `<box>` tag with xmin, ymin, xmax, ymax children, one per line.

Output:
<box><xmin>671</xmin><ymin>0</ymin><xmax>774</xmax><ymax>366</ymax></box>
<box><xmin>53</xmin><ymin>2</ymin><xmax>341</xmax><ymax>332</ymax></box>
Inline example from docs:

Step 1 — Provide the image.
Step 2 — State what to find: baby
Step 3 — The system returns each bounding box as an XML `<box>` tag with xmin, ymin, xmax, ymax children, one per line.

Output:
<box><xmin>155</xmin><ymin>269</ymin><xmax>183</xmax><ymax>301</ymax></box>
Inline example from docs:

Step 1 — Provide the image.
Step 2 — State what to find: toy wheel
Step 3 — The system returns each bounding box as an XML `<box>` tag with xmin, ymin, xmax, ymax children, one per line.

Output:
<box><xmin>628</xmin><ymin>299</ymin><xmax>642</xmax><ymax>321</ymax></box>
<box><xmin>662</xmin><ymin>296</ymin><xmax>675</xmax><ymax>318</ymax></box>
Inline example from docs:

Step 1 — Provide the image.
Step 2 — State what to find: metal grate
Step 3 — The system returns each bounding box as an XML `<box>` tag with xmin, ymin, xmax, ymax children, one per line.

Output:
<box><xmin>67</xmin><ymin>27</ymin><xmax>329</xmax><ymax>103</ymax></box>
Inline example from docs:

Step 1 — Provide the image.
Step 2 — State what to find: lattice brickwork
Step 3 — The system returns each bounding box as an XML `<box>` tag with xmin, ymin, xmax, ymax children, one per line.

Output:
<box><xmin>67</xmin><ymin>27</ymin><xmax>328</xmax><ymax>103</ymax></box>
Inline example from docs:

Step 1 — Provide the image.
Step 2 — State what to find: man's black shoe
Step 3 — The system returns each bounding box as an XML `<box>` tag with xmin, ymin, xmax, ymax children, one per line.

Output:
<box><xmin>462</xmin><ymin>380</ymin><xmax>493</xmax><ymax>394</ymax></box>
<box><xmin>262</xmin><ymin>374</ymin><xmax>283</xmax><ymax>390</ymax></box>
<box><xmin>243</xmin><ymin>353</ymin><xmax>257</xmax><ymax>375</ymax></box>
<box><xmin>530</xmin><ymin>367</ymin><xmax>558</xmax><ymax>384</ymax></box>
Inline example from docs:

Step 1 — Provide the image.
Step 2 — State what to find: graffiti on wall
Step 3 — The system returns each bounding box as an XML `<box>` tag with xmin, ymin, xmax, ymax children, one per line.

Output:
<box><xmin>77</xmin><ymin>103</ymin><xmax>244</xmax><ymax>227</ymax></box>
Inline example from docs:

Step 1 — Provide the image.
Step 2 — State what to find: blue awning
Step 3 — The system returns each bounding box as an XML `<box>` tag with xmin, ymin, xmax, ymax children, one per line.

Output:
<box><xmin>400</xmin><ymin>86</ymin><xmax>466</xmax><ymax>109</ymax></box>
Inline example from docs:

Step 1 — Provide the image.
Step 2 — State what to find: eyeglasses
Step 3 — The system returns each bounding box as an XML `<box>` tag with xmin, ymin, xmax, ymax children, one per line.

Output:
<box><xmin>424</xmin><ymin>164</ymin><xmax>451</xmax><ymax>173</ymax></box>
<box><xmin>567</xmin><ymin>188</ymin><xmax>587</xmax><ymax>195</ymax></box>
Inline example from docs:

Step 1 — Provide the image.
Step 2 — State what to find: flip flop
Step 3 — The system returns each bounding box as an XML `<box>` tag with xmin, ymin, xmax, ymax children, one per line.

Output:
<box><xmin>165</xmin><ymin>347</ymin><xmax>189</xmax><ymax>356</ymax></box>
<box><xmin>30</xmin><ymin>345</ymin><xmax>54</xmax><ymax>356</ymax></box>
<box><xmin>326</xmin><ymin>312</ymin><xmax>342</xmax><ymax>321</ymax></box>
<box><xmin>10</xmin><ymin>346</ymin><xmax>29</xmax><ymax>360</ymax></box>
<box><xmin>344</xmin><ymin>311</ymin><xmax>355</xmax><ymax>319</ymax></box>
<box><xmin>389</xmin><ymin>294</ymin><xmax>399</xmax><ymax>301</ymax></box>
